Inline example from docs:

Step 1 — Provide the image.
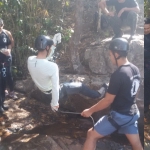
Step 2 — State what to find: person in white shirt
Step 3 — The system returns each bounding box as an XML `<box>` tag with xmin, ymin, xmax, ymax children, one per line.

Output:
<box><xmin>28</xmin><ymin>35</ymin><xmax>107</xmax><ymax>112</ymax></box>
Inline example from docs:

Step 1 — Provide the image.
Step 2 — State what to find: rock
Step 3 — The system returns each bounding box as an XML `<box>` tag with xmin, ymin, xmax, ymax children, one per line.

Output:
<box><xmin>128</xmin><ymin>39</ymin><xmax>144</xmax><ymax>78</ymax></box>
<box><xmin>85</xmin><ymin>35</ymin><xmax>144</xmax><ymax>75</ymax></box>
<box><xmin>88</xmin><ymin>46</ymin><xmax>108</xmax><ymax>74</ymax></box>
<box><xmin>14</xmin><ymin>77</ymin><xmax>35</xmax><ymax>93</ymax></box>
<box><xmin>1</xmin><ymin>135</ymin><xmax>63</xmax><ymax>150</ymax></box>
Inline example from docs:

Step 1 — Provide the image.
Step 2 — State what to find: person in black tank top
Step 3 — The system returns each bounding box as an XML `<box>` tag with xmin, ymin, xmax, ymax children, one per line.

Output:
<box><xmin>0</xmin><ymin>18</ymin><xmax>18</xmax><ymax>113</ymax></box>
<box><xmin>81</xmin><ymin>38</ymin><xmax>143</xmax><ymax>150</ymax></box>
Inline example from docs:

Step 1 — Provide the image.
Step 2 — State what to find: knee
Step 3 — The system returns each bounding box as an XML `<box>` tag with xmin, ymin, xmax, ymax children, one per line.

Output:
<box><xmin>86</xmin><ymin>129</ymin><xmax>99</xmax><ymax>141</ymax></box>
<box><xmin>128</xmin><ymin>11</ymin><xmax>138</xmax><ymax>19</ymax></box>
<box><xmin>86</xmin><ymin>129</ymin><xmax>94</xmax><ymax>139</ymax></box>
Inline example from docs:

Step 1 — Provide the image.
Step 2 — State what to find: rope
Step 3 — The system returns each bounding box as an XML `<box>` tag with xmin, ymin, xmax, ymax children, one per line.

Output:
<box><xmin>58</xmin><ymin>110</ymin><xmax>95</xmax><ymax>130</ymax></box>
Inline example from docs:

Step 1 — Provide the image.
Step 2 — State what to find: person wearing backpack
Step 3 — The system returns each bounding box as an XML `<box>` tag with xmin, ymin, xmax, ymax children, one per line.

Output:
<box><xmin>81</xmin><ymin>38</ymin><xmax>143</xmax><ymax>150</ymax></box>
<box><xmin>0</xmin><ymin>18</ymin><xmax>18</xmax><ymax>108</ymax></box>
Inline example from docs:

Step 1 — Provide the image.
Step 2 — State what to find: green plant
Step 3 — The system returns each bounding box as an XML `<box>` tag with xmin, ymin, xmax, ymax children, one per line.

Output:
<box><xmin>145</xmin><ymin>0</ymin><xmax>150</xmax><ymax>17</ymax></box>
<box><xmin>0</xmin><ymin>0</ymin><xmax>72</xmax><ymax>79</ymax></box>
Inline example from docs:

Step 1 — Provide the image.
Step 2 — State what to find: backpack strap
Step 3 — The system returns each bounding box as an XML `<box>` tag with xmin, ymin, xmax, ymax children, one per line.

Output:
<box><xmin>2</xmin><ymin>29</ymin><xmax>14</xmax><ymax>48</ymax></box>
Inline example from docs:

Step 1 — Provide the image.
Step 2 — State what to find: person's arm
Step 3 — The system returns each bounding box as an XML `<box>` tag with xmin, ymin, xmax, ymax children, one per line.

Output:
<box><xmin>118</xmin><ymin>6</ymin><xmax>140</xmax><ymax>17</ymax></box>
<box><xmin>99</xmin><ymin>0</ymin><xmax>115</xmax><ymax>16</ymax></box>
<box><xmin>81</xmin><ymin>71</ymin><xmax>121</xmax><ymax>117</ymax></box>
<box><xmin>118</xmin><ymin>0</ymin><xmax>140</xmax><ymax>18</ymax></box>
<box><xmin>81</xmin><ymin>93</ymin><xmax>115</xmax><ymax>117</ymax></box>
<box><xmin>50</xmin><ymin>64</ymin><xmax>60</xmax><ymax>110</ymax></box>
<box><xmin>124</xmin><ymin>6</ymin><xmax>140</xmax><ymax>13</ymax></box>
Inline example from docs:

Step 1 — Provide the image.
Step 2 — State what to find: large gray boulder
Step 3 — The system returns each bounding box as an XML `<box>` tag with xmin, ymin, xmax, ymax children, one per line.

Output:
<box><xmin>84</xmin><ymin>35</ymin><xmax>144</xmax><ymax>76</ymax></box>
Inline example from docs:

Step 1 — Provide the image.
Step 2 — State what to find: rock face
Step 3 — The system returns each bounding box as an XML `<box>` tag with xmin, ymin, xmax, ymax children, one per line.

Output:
<box><xmin>84</xmin><ymin>36</ymin><xmax>144</xmax><ymax>76</ymax></box>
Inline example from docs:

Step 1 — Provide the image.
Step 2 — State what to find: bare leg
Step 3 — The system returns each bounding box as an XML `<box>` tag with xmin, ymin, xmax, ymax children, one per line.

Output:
<box><xmin>83</xmin><ymin>128</ymin><xmax>104</xmax><ymax>150</ymax></box>
<box><xmin>125</xmin><ymin>134</ymin><xmax>143</xmax><ymax>150</ymax></box>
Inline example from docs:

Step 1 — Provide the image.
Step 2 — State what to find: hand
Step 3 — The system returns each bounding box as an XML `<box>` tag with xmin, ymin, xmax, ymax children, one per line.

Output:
<box><xmin>107</xmin><ymin>11</ymin><xmax>115</xmax><ymax>17</ymax></box>
<box><xmin>51</xmin><ymin>105</ymin><xmax>59</xmax><ymax>112</ymax></box>
<box><xmin>2</xmin><ymin>49</ymin><xmax>11</xmax><ymax>56</ymax></box>
<box><xmin>81</xmin><ymin>108</ymin><xmax>93</xmax><ymax>118</ymax></box>
<box><xmin>118</xmin><ymin>8</ymin><xmax>126</xmax><ymax>18</ymax></box>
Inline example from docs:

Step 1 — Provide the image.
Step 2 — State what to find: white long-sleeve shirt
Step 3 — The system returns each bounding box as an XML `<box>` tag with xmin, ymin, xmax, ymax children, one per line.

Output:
<box><xmin>27</xmin><ymin>56</ymin><xmax>59</xmax><ymax>107</ymax></box>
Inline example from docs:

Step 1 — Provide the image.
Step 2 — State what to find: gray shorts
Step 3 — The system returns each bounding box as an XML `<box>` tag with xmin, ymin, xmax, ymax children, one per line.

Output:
<box><xmin>94</xmin><ymin>111</ymin><xmax>140</xmax><ymax>136</ymax></box>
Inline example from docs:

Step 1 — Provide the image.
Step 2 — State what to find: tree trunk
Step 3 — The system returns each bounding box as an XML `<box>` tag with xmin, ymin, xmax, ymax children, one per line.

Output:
<box><xmin>69</xmin><ymin>0</ymin><xmax>85</xmax><ymax>74</ymax></box>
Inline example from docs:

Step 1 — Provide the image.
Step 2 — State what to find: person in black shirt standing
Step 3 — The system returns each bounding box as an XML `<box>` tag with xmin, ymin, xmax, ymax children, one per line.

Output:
<box><xmin>81</xmin><ymin>38</ymin><xmax>143</xmax><ymax>150</ymax></box>
<box><xmin>144</xmin><ymin>18</ymin><xmax>150</xmax><ymax>113</ymax></box>
<box><xmin>99</xmin><ymin>0</ymin><xmax>140</xmax><ymax>40</ymax></box>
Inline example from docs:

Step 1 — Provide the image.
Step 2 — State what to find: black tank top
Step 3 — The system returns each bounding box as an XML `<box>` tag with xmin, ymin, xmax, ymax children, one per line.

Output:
<box><xmin>0</xmin><ymin>30</ymin><xmax>11</xmax><ymax>62</ymax></box>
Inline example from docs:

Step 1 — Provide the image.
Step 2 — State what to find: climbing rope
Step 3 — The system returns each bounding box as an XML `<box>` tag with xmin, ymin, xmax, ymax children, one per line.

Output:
<box><xmin>58</xmin><ymin>110</ymin><xmax>95</xmax><ymax>130</ymax></box>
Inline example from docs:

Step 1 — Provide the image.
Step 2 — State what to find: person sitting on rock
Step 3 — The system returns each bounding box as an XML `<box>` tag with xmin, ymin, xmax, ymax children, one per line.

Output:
<box><xmin>99</xmin><ymin>0</ymin><xmax>140</xmax><ymax>40</ymax></box>
<box><xmin>81</xmin><ymin>38</ymin><xmax>143</xmax><ymax>150</ymax></box>
<box><xmin>144</xmin><ymin>18</ymin><xmax>150</xmax><ymax>113</ymax></box>
<box><xmin>27</xmin><ymin>35</ymin><xmax>108</xmax><ymax>112</ymax></box>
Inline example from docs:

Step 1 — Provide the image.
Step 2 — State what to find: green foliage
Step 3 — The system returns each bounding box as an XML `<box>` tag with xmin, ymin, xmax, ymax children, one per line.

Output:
<box><xmin>0</xmin><ymin>0</ymin><xmax>72</xmax><ymax>78</ymax></box>
<box><xmin>145</xmin><ymin>0</ymin><xmax>150</xmax><ymax>17</ymax></box>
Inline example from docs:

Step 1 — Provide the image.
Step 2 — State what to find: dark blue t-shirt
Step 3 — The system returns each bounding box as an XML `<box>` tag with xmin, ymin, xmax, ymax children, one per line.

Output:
<box><xmin>107</xmin><ymin>63</ymin><xmax>140</xmax><ymax>115</ymax></box>
<box><xmin>106</xmin><ymin>0</ymin><xmax>138</xmax><ymax>19</ymax></box>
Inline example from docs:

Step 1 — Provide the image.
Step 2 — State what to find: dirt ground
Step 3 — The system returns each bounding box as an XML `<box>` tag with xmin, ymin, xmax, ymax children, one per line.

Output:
<box><xmin>0</xmin><ymin>92</ymin><xmax>143</xmax><ymax>150</ymax></box>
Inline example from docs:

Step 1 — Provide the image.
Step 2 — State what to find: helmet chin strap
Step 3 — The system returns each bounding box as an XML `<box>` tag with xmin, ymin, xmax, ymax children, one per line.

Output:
<box><xmin>46</xmin><ymin>47</ymin><xmax>50</xmax><ymax>58</ymax></box>
<box><xmin>112</xmin><ymin>51</ymin><xmax>121</xmax><ymax>67</ymax></box>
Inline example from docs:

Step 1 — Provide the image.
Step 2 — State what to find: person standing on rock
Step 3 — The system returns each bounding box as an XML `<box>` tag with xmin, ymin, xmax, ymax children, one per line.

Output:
<box><xmin>27</xmin><ymin>35</ymin><xmax>108</xmax><ymax>112</ymax></box>
<box><xmin>81</xmin><ymin>38</ymin><xmax>143</xmax><ymax>150</ymax></box>
<box><xmin>99</xmin><ymin>0</ymin><xmax>140</xmax><ymax>40</ymax></box>
<box><xmin>0</xmin><ymin>18</ymin><xmax>18</xmax><ymax>100</ymax></box>
<box><xmin>144</xmin><ymin>18</ymin><xmax>150</xmax><ymax>113</ymax></box>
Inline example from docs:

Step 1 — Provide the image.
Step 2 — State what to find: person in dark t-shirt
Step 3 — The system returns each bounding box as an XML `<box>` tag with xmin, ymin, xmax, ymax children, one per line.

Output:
<box><xmin>81</xmin><ymin>38</ymin><xmax>143</xmax><ymax>150</ymax></box>
<box><xmin>144</xmin><ymin>18</ymin><xmax>150</xmax><ymax>113</ymax></box>
<box><xmin>99</xmin><ymin>0</ymin><xmax>140</xmax><ymax>40</ymax></box>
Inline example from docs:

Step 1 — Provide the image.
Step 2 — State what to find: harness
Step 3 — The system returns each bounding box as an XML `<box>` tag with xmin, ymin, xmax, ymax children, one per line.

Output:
<box><xmin>107</xmin><ymin>112</ymin><xmax>134</xmax><ymax>130</ymax></box>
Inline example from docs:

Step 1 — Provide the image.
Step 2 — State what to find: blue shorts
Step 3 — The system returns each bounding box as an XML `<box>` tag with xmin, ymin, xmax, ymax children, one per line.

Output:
<box><xmin>94</xmin><ymin>111</ymin><xmax>140</xmax><ymax>136</ymax></box>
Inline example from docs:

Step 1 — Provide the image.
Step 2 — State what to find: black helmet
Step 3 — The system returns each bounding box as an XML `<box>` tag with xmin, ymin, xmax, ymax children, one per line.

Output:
<box><xmin>109</xmin><ymin>38</ymin><xmax>129</xmax><ymax>52</ymax></box>
<box><xmin>35</xmin><ymin>35</ymin><xmax>54</xmax><ymax>51</ymax></box>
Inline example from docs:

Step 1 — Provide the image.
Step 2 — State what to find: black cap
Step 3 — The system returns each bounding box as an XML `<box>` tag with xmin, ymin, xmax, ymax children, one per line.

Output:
<box><xmin>109</xmin><ymin>38</ymin><xmax>129</xmax><ymax>52</ymax></box>
<box><xmin>35</xmin><ymin>35</ymin><xmax>54</xmax><ymax>51</ymax></box>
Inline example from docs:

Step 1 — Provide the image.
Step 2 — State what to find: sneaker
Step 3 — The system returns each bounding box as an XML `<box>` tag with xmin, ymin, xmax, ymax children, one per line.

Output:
<box><xmin>5</xmin><ymin>90</ymin><xmax>9</xmax><ymax>96</ymax></box>
<box><xmin>0</xmin><ymin>107</ymin><xmax>4</xmax><ymax>114</ymax></box>
<box><xmin>97</xmin><ymin>83</ymin><xmax>109</xmax><ymax>99</ymax></box>
<box><xmin>2</xmin><ymin>105</ymin><xmax>9</xmax><ymax>111</ymax></box>
<box><xmin>9</xmin><ymin>91</ymin><xmax>18</xmax><ymax>100</ymax></box>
